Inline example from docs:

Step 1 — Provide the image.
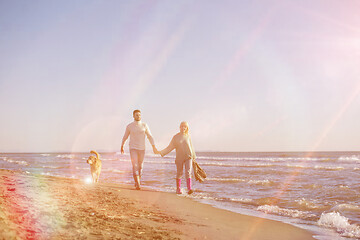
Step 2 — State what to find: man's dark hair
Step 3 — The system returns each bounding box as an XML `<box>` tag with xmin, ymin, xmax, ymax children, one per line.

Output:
<box><xmin>133</xmin><ymin>109</ymin><xmax>141</xmax><ymax>116</ymax></box>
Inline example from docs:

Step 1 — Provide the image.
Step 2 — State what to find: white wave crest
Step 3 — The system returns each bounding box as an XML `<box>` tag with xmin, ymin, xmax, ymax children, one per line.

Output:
<box><xmin>196</xmin><ymin>156</ymin><xmax>247</xmax><ymax>161</ymax></box>
<box><xmin>295</xmin><ymin>198</ymin><xmax>319</xmax><ymax>210</ymax></box>
<box><xmin>338</xmin><ymin>155</ymin><xmax>360</xmax><ymax>162</ymax></box>
<box><xmin>285</xmin><ymin>164</ymin><xmax>345</xmax><ymax>171</ymax></box>
<box><xmin>108</xmin><ymin>159</ymin><xmax>130</xmax><ymax>162</ymax></box>
<box><xmin>146</xmin><ymin>160</ymin><xmax>173</xmax><ymax>164</ymax></box>
<box><xmin>1</xmin><ymin>158</ymin><xmax>28</xmax><ymax>166</ymax></box>
<box><xmin>75</xmin><ymin>167</ymin><xmax>88</xmax><ymax>170</ymax></box>
<box><xmin>229</xmin><ymin>197</ymin><xmax>253</xmax><ymax>203</ymax></box>
<box><xmin>196</xmin><ymin>156</ymin><xmax>329</xmax><ymax>162</ymax></box>
<box><xmin>102</xmin><ymin>169</ymin><xmax>126</xmax><ymax>173</ymax></box>
<box><xmin>196</xmin><ymin>161</ymin><xmax>275</xmax><ymax>168</ymax></box>
<box><xmin>56</xmin><ymin>154</ymin><xmax>75</xmax><ymax>159</ymax></box>
<box><xmin>314</xmin><ymin>165</ymin><xmax>344</xmax><ymax>170</ymax></box>
<box><xmin>247</xmin><ymin>179</ymin><xmax>272</xmax><ymax>186</ymax></box>
<box><xmin>80</xmin><ymin>157</ymin><xmax>119</xmax><ymax>161</ymax></box>
<box><xmin>101</xmin><ymin>158</ymin><xmax>119</xmax><ymax>161</ymax></box>
<box><xmin>317</xmin><ymin>212</ymin><xmax>360</xmax><ymax>239</ymax></box>
<box><xmin>257</xmin><ymin>205</ymin><xmax>316</xmax><ymax>219</ymax></box>
<box><xmin>206</xmin><ymin>177</ymin><xmax>246</xmax><ymax>182</ymax></box>
<box><xmin>286</xmin><ymin>164</ymin><xmax>306</xmax><ymax>168</ymax></box>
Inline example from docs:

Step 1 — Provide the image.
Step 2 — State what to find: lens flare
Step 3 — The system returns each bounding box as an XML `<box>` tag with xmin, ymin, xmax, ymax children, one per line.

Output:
<box><xmin>84</xmin><ymin>177</ymin><xmax>92</xmax><ymax>184</ymax></box>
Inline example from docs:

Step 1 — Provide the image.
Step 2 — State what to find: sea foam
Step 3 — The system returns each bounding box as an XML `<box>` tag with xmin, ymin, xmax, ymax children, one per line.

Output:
<box><xmin>257</xmin><ymin>205</ymin><xmax>316</xmax><ymax>219</ymax></box>
<box><xmin>317</xmin><ymin>212</ymin><xmax>360</xmax><ymax>239</ymax></box>
<box><xmin>295</xmin><ymin>198</ymin><xmax>319</xmax><ymax>210</ymax></box>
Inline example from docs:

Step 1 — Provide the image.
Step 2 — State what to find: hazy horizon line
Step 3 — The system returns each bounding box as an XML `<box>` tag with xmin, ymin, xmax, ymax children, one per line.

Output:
<box><xmin>1</xmin><ymin>150</ymin><xmax>360</xmax><ymax>154</ymax></box>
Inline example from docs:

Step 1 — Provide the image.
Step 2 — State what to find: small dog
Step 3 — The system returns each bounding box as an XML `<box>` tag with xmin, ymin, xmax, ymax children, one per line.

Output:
<box><xmin>86</xmin><ymin>150</ymin><xmax>102</xmax><ymax>183</ymax></box>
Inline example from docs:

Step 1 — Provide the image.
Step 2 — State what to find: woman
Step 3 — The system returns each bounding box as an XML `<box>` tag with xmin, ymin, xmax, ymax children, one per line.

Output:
<box><xmin>159</xmin><ymin>121</ymin><xmax>196</xmax><ymax>194</ymax></box>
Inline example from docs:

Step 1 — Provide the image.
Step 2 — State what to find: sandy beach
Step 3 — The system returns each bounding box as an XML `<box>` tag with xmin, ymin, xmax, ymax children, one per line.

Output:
<box><xmin>0</xmin><ymin>169</ymin><xmax>315</xmax><ymax>240</ymax></box>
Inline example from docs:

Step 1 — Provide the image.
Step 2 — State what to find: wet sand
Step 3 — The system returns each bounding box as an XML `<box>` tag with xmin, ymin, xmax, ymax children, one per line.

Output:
<box><xmin>0</xmin><ymin>169</ymin><xmax>315</xmax><ymax>239</ymax></box>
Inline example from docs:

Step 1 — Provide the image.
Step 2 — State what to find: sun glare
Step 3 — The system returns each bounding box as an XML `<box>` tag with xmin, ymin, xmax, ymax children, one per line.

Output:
<box><xmin>84</xmin><ymin>177</ymin><xmax>92</xmax><ymax>184</ymax></box>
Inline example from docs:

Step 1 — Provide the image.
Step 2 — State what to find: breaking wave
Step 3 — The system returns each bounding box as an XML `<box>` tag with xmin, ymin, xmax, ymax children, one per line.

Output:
<box><xmin>317</xmin><ymin>212</ymin><xmax>360</xmax><ymax>239</ymax></box>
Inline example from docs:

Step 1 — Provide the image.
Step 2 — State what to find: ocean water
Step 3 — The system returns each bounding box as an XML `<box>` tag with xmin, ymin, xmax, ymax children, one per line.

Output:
<box><xmin>1</xmin><ymin>151</ymin><xmax>360</xmax><ymax>239</ymax></box>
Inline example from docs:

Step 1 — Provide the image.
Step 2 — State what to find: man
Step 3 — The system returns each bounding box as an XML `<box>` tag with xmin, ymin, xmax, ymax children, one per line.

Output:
<box><xmin>121</xmin><ymin>110</ymin><xmax>157</xmax><ymax>190</ymax></box>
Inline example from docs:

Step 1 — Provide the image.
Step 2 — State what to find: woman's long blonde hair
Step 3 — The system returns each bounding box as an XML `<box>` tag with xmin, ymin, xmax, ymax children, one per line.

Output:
<box><xmin>180</xmin><ymin>121</ymin><xmax>189</xmax><ymax>135</ymax></box>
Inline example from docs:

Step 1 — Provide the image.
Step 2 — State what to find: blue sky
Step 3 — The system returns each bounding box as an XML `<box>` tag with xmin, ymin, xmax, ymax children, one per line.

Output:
<box><xmin>1</xmin><ymin>0</ymin><xmax>360</xmax><ymax>152</ymax></box>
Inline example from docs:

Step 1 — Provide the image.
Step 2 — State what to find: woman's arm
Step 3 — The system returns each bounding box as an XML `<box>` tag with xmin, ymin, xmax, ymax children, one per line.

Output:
<box><xmin>160</xmin><ymin>137</ymin><xmax>175</xmax><ymax>157</ymax></box>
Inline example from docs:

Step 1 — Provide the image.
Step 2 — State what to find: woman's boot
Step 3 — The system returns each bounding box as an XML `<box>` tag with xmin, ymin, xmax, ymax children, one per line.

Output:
<box><xmin>187</xmin><ymin>178</ymin><xmax>193</xmax><ymax>194</ymax></box>
<box><xmin>176</xmin><ymin>178</ymin><xmax>182</xmax><ymax>194</ymax></box>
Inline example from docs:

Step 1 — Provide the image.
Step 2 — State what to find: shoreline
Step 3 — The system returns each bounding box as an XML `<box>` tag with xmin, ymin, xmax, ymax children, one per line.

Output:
<box><xmin>0</xmin><ymin>169</ymin><xmax>316</xmax><ymax>239</ymax></box>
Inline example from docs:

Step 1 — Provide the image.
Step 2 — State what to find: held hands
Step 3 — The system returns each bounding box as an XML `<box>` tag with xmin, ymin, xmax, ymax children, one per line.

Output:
<box><xmin>152</xmin><ymin>145</ymin><xmax>160</xmax><ymax>155</ymax></box>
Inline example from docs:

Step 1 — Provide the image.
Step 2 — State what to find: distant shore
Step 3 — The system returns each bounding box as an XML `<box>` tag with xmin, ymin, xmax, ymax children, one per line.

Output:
<box><xmin>0</xmin><ymin>169</ymin><xmax>315</xmax><ymax>239</ymax></box>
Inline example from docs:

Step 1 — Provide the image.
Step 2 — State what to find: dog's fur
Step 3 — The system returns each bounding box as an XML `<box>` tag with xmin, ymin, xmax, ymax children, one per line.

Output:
<box><xmin>87</xmin><ymin>150</ymin><xmax>102</xmax><ymax>183</ymax></box>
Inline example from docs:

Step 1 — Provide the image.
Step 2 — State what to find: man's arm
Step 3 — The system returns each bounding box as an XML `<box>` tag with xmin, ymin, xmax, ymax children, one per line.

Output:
<box><xmin>144</xmin><ymin>124</ymin><xmax>156</xmax><ymax>151</ymax></box>
<box><xmin>121</xmin><ymin>126</ymin><xmax>130</xmax><ymax>154</ymax></box>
